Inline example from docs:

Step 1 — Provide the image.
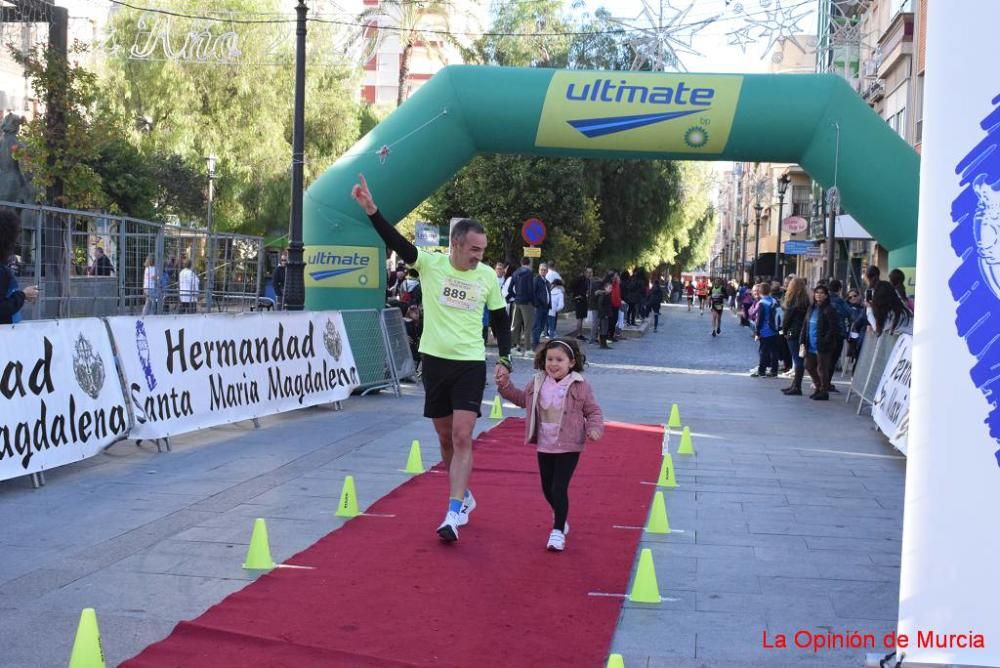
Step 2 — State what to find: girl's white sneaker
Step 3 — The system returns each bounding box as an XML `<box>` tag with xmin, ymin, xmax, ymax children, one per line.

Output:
<box><xmin>546</xmin><ymin>529</ymin><xmax>566</xmax><ymax>551</ymax></box>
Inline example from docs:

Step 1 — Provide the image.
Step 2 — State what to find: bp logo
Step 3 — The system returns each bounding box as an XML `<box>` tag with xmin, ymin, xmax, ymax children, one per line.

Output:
<box><xmin>950</xmin><ymin>92</ymin><xmax>1000</xmax><ymax>468</ymax></box>
<box><xmin>684</xmin><ymin>126</ymin><xmax>709</xmax><ymax>148</ymax></box>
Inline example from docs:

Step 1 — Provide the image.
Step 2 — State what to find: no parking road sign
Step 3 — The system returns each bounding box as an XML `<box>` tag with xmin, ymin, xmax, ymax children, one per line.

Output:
<box><xmin>521</xmin><ymin>218</ymin><xmax>547</xmax><ymax>246</ymax></box>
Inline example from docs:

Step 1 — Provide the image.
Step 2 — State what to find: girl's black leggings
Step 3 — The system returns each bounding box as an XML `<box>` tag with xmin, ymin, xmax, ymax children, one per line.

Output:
<box><xmin>537</xmin><ymin>451</ymin><xmax>580</xmax><ymax>532</ymax></box>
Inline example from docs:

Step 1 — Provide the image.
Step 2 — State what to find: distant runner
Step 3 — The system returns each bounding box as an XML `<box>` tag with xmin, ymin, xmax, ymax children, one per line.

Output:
<box><xmin>709</xmin><ymin>282</ymin><xmax>725</xmax><ymax>337</ymax></box>
<box><xmin>351</xmin><ymin>174</ymin><xmax>513</xmax><ymax>543</ymax></box>
<box><xmin>696</xmin><ymin>279</ymin><xmax>709</xmax><ymax>314</ymax></box>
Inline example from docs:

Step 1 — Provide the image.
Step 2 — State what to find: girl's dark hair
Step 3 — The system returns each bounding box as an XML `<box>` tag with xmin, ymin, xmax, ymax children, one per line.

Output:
<box><xmin>533</xmin><ymin>337</ymin><xmax>586</xmax><ymax>373</ymax></box>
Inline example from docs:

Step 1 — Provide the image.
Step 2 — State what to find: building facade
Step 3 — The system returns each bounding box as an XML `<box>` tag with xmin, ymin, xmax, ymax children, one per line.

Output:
<box><xmin>352</xmin><ymin>0</ymin><xmax>488</xmax><ymax>107</ymax></box>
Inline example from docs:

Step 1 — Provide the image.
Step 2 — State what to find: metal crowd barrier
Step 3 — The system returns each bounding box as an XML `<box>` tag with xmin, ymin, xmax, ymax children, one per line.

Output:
<box><xmin>380</xmin><ymin>307</ymin><xmax>417</xmax><ymax>382</ymax></box>
<box><xmin>340</xmin><ymin>308</ymin><xmax>416</xmax><ymax>397</ymax></box>
<box><xmin>846</xmin><ymin>330</ymin><xmax>903</xmax><ymax>415</ymax></box>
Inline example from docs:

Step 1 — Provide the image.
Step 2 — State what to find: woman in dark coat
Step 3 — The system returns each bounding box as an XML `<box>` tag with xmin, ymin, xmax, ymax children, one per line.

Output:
<box><xmin>780</xmin><ymin>277</ymin><xmax>810</xmax><ymax>396</ymax></box>
<box><xmin>0</xmin><ymin>209</ymin><xmax>37</xmax><ymax>324</ymax></box>
<box><xmin>799</xmin><ymin>284</ymin><xmax>841</xmax><ymax>400</ymax></box>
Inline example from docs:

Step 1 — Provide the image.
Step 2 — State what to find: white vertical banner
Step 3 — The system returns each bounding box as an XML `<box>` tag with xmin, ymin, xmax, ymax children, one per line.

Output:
<box><xmin>107</xmin><ymin>311</ymin><xmax>359</xmax><ymax>440</ymax></box>
<box><xmin>871</xmin><ymin>334</ymin><xmax>911</xmax><ymax>456</ymax></box>
<box><xmin>0</xmin><ymin>319</ymin><xmax>130</xmax><ymax>482</ymax></box>
<box><xmin>900</xmin><ymin>1</ymin><xmax>999</xmax><ymax>665</ymax></box>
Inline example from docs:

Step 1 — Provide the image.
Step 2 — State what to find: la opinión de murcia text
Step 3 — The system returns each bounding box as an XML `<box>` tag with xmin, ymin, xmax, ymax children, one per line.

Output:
<box><xmin>762</xmin><ymin>629</ymin><xmax>986</xmax><ymax>653</ymax></box>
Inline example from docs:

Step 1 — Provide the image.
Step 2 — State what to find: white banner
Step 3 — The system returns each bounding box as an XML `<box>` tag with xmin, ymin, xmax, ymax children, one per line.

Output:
<box><xmin>900</xmin><ymin>1</ymin><xmax>1000</xmax><ymax>665</ymax></box>
<box><xmin>107</xmin><ymin>311</ymin><xmax>359</xmax><ymax>440</ymax></box>
<box><xmin>872</xmin><ymin>334</ymin><xmax>911</xmax><ymax>455</ymax></box>
<box><xmin>1</xmin><ymin>319</ymin><xmax>129</xmax><ymax>482</ymax></box>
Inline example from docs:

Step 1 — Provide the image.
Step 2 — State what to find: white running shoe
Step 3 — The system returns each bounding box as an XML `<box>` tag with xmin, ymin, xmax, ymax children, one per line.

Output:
<box><xmin>457</xmin><ymin>491</ymin><xmax>476</xmax><ymax>527</ymax></box>
<box><xmin>546</xmin><ymin>529</ymin><xmax>566</xmax><ymax>551</ymax></box>
<box><xmin>437</xmin><ymin>511</ymin><xmax>460</xmax><ymax>542</ymax></box>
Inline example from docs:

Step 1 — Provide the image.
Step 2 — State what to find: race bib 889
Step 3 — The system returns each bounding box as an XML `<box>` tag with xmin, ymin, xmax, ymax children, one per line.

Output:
<box><xmin>438</xmin><ymin>276</ymin><xmax>481</xmax><ymax>312</ymax></box>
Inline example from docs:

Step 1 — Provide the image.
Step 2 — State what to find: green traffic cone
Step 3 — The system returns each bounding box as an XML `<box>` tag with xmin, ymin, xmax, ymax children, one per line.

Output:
<box><xmin>645</xmin><ymin>491</ymin><xmax>671</xmax><ymax>534</ymax></box>
<box><xmin>628</xmin><ymin>548</ymin><xmax>662</xmax><ymax>604</ymax></box>
<box><xmin>677</xmin><ymin>426</ymin><xmax>695</xmax><ymax>455</ymax></box>
<box><xmin>405</xmin><ymin>439</ymin><xmax>425</xmax><ymax>474</ymax></box>
<box><xmin>656</xmin><ymin>453</ymin><xmax>678</xmax><ymax>488</ymax></box>
<box><xmin>667</xmin><ymin>403</ymin><xmax>681</xmax><ymax>429</ymax></box>
<box><xmin>489</xmin><ymin>395</ymin><xmax>504</xmax><ymax>419</ymax></box>
<box><xmin>242</xmin><ymin>518</ymin><xmax>276</xmax><ymax>570</ymax></box>
<box><xmin>68</xmin><ymin>608</ymin><xmax>106</xmax><ymax>668</ymax></box>
<box><xmin>336</xmin><ymin>475</ymin><xmax>360</xmax><ymax>518</ymax></box>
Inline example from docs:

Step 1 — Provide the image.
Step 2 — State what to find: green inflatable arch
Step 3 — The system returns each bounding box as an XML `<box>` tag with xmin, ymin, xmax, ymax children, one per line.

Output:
<box><xmin>304</xmin><ymin>65</ymin><xmax>918</xmax><ymax>311</ymax></box>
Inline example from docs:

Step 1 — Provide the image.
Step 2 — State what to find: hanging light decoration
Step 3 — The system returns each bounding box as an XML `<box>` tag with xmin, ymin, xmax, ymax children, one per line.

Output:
<box><xmin>608</xmin><ymin>0</ymin><xmax>720</xmax><ymax>72</ymax></box>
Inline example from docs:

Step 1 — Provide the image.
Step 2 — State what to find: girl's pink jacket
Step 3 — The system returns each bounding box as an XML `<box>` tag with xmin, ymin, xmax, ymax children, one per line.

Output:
<box><xmin>497</xmin><ymin>371</ymin><xmax>604</xmax><ymax>452</ymax></box>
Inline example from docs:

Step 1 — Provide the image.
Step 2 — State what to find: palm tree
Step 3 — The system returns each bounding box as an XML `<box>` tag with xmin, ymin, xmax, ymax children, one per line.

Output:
<box><xmin>357</xmin><ymin>0</ymin><xmax>465</xmax><ymax>107</ymax></box>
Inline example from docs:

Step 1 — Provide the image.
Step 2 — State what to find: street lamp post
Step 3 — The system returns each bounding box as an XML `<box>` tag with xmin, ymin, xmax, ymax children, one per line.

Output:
<box><xmin>285</xmin><ymin>0</ymin><xmax>309</xmax><ymax>312</ymax></box>
<box><xmin>752</xmin><ymin>203</ymin><xmax>763</xmax><ymax>281</ymax></box>
<box><xmin>740</xmin><ymin>218</ymin><xmax>748</xmax><ymax>283</ymax></box>
<box><xmin>827</xmin><ymin>186</ymin><xmax>839</xmax><ymax>282</ymax></box>
<box><xmin>775</xmin><ymin>173</ymin><xmax>791</xmax><ymax>282</ymax></box>
<box><xmin>205</xmin><ymin>154</ymin><xmax>216</xmax><ymax>312</ymax></box>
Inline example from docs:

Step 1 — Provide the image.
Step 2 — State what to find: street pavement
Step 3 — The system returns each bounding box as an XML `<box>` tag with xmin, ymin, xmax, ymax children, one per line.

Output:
<box><xmin>0</xmin><ymin>303</ymin><xmax>905</xmax><ymax>667</ymax></box>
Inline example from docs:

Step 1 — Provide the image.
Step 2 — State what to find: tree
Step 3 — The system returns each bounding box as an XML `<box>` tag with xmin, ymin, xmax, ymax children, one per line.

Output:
<box><xmin>424</xmin><ymin>154</ymin><xmax>600</xmax><ymax>273</ymax></box>
<box><xmin>637</xmin><ymin>162</ymin><xmax>716</xmax><ymax>271</ymax></box>
<box><xmin>567</xmin><ymin>8</ymin><xmax>633</xmax><ymax>71</ymax></box>
<box><xmin>590</xmin><ymin>159</ymin><xmax>682</xmax><ymax>270</ymax></box>
<box><xmin>9</xmin><ymin>44</ymin><xmax>114</xmax><ymax>208</ymax></box>
<box><xmin>671</xmin><ymin>207</ymin><xmax>715</xmax><ymax>273</ymax></box>
<box><xmin>358</xmin><ymin>0</ymin><xmax>464</xmax><ymax>107</ymax></box>
<box><xmin>99</xmin><ymin>0</ymin><xmax>361</xmax><ymax>234</ymax></box>
<box><xmin>466</xmin><ymin>0</ymin><xmax>573</xmax><ymax>68</ymax></box>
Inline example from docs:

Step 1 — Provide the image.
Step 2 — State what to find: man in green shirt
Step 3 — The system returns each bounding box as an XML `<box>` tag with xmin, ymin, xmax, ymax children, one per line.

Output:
<box><xmin>351</xmin><ymin>174</ymin><xmax>513</xmax><ymax>543</ymax></box>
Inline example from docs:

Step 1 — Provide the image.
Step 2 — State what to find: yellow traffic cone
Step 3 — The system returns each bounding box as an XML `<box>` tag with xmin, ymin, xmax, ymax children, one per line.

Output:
<box><xmin>667</xmin><ymin>403</ymin><xmax>681</xmax><ymax>429</ymax></box>
<box><xmin>645</xmin><ymin>491</ymin><xmax>671</xmax><ymax>534</ymax></box>
<box><xmin>405</xmin><ymin>440</ymin><xmax>425</xmax><ymax>474</ymax></box>
<box><xmin>242</xmin><ymin>518</ymin><xmax>276</xmax><ymax>570</ymax></box>
<box><xmin>489</xmin><ymin>395</ymin><xmax>504</xmax><ymax>419</ymax></box>
<box><xmin>656</xmin><ymin>453</ymin><xmax>678</xmax><ymax>488</ymax></box>
<box><xmin>68</xmin><ymin>608</ymin><xmax>105</xmax><ymax>668</ymax></box>
<box><xmin>607</xmin><ymin>653</ymin><xmax>625</xmax><ymax>668</ymax></box>
<box><xmin>677</xmin><ymin>426</ymin><xmax>695</xmax><ymax>455</ymax></box>
<box><xmin>336</xmin><ymin>475</ymin><xmax>360</xmax><ymax>518</ymax></box>
<box><xmin>628</xmin><ymin>548</ymin><xmax>662</xmax><ymax>604</ymax></box>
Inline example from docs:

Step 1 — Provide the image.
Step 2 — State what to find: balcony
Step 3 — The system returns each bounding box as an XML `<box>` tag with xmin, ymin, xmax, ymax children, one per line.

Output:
<box><xmin>862</xmin><ymin>78</ymin><xmax>885</xmax><ymax>102</ymax></box>
<box><xmin>876</xmin><ymin>11</ymin><xmax>914</xmax><ymax>77</ymax></box>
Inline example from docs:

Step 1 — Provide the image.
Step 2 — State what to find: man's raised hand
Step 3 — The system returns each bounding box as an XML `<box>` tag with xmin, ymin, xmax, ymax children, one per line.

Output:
<box><xmin>351</xmin><ymin>173</ymin><xmax>377</xmax><ymax>215</ymax></box>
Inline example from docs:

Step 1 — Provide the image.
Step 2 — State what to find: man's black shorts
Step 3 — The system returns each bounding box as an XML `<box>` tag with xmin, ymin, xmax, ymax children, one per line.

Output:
<box><xmin>421</xmin><ymin>354</ymin><xmax>486</xmax><ymax>418</ymax></box>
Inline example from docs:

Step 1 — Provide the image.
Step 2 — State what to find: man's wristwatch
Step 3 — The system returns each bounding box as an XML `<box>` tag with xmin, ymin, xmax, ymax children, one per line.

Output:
<box><xmin>496</xmin><ymin>356</ymin><xmax>512</xmax><ymax>371</ymax></box>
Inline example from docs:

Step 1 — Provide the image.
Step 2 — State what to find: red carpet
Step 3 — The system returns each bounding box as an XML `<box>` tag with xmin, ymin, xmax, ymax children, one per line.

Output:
<box><xmin>124</xmin><ymin>418</ymin><xmax>664</xmax><ymax>667</ymax></box>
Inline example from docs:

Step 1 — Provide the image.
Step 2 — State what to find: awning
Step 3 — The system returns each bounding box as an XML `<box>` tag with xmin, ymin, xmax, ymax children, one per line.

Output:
<box><xmin>834</xmin><ymin>214</ymin><xmax>873</xmax><ymax>240</ymax></box>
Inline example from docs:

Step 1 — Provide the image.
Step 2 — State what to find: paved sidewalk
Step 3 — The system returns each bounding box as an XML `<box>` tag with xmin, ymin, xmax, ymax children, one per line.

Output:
<box><xmin>0</xmin><ymin>303</ymin><xmax>905</xmax><ymax>667</ymax></box>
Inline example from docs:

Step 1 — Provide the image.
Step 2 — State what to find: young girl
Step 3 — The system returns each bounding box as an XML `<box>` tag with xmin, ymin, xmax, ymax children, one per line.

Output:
<box><xmin>142</xmin><ymin>254</ymin><xmax>159</xmax><ymax>316</ymax></box>
<box><xmin>497</xmin><ymin>338</ymin><xmax>604</xmax><ymax>551</ymax></box>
